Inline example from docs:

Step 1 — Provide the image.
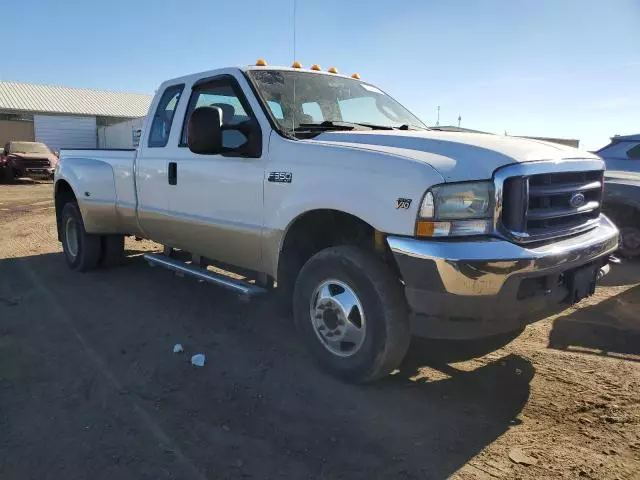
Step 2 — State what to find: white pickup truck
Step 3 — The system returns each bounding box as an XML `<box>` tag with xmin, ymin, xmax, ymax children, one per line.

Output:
<box><xmin>54</xmin><ymin>62</ymin><xmax>619</xmax><ymax>382</ymax></box>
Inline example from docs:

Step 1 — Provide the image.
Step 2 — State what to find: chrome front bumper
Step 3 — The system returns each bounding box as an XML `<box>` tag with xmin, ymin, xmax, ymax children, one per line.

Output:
<box><xmin>387</xmin><ymin>215</ymin><xmax>619</xmax><ymax>339</ymax></box>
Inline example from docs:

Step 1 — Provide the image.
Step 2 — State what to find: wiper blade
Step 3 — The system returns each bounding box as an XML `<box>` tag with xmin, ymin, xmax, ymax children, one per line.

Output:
<box><xmin>349</xmin><ymin>122</ymin><xmax>428</xmax><ymax>131</ymax></box>
<box><xmin>397</xmin><ymin>124</ymin><xmax>429</xmax><ymax>131</ymax></box>
<box><xmin>294</xmin><ymin>120</ymin><xmax>358</xmax><ymax>132</ymax></box>
<box><xmin>292</xmin><ymin>120</ymin><xmax>428</xmax><ymax>133</ymax></box>
<box><xmin>352</xmin><ymin>122</ymin><xmax>394</xmax><ymax>130</ymax></box>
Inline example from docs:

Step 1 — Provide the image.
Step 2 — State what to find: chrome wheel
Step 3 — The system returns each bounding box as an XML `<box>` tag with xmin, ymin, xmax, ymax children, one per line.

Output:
<box><xmin>64</xmin><ymin>216</ymin><xmax>79</xmax><ymax>259</ymax></box>
<box><xmin>309</xmin><ymin>279</ymin><xmax>366</xmax><ymax>357</ymax></box>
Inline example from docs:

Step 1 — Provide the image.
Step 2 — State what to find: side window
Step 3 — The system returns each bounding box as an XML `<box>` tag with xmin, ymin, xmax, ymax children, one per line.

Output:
<box><xmin>148</xmin><ymin>84</ymin><xmax>184</xmax><ymax>148</ymax></box>
<box><xmin>302</xmin><ymin>102</ymin><xmax>323</xmax><ymax>122</ymax></box>
<box><xmin>627</xmin><ymin>143</ymin><xmax>640</xmax><ymax>159</ymax></box>
<box><xmin>181</xmin><ymin>79</ymin><xmax>257</xmax><ymax>149</ymax></box>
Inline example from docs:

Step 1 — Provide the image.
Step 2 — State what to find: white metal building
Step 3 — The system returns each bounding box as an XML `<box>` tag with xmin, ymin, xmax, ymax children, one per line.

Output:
<box><xmin>0</xmin><ymin>81</ymin><xmax>151</xmax><ymax>151</ymax></box>
<box><xmin>98</xmin><ymin>116</ymin><xmax>146</xmax><ymax>149</ymax></box>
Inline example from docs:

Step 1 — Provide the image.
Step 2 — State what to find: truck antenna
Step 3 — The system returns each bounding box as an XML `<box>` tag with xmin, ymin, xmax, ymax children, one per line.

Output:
<box><xmin>436</xmin><ymin>106</ymin><xmax>440</xmax><ymax>126</ymax></box>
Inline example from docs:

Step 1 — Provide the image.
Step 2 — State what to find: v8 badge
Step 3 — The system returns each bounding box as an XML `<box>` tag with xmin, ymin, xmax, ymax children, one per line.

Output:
<box><xmin>396</xmin><ymin>198</ymin><xmax>412</xmax><ymax>209</ymax></box>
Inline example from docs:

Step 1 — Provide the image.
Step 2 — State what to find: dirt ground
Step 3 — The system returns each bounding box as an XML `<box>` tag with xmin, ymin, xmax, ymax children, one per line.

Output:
<box><xmin>1</xmin><ymin>181</ymin><xmax>639</xmax><ymax>480</ymax></box>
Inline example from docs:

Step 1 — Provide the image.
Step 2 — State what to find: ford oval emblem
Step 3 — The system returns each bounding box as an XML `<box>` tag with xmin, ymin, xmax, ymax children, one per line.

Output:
<box><xmin>569</xmin><ymin>192</ymin><xmax>586</xmax><ymax>208</ymax></box>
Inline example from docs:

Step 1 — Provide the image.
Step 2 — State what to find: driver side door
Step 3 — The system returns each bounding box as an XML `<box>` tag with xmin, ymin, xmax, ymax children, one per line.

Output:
<box><xmin>163</xmin><ymin>75</ymin><xmax>265</xmax><ymax>272</ymax></box>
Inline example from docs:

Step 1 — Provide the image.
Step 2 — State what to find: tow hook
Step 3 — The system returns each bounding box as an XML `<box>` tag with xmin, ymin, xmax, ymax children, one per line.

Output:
<box><xmin>608</xmin><ymin>255</ymin><xmax>622</xmax><ymax>264</ymax></box>
<box><xmin>597</xmin><ymin>255</ymin><xmax>620</xmax><ymax>281</ymax></box>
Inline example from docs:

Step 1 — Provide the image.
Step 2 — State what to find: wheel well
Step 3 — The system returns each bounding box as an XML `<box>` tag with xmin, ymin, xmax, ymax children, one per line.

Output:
<box><xmin>277</xmin><ymin>209</ymin><xmax>396</xmax><ymax>290</ymax></box>
<box><xmin>603</xmin><ymin>201</ymin><xmax>640</xmax><ymax>227</ymax></box>
<box><xmin>55</xmin><ymin>181</ymin><xmax>77</xmax><ymax>242</ymax></box>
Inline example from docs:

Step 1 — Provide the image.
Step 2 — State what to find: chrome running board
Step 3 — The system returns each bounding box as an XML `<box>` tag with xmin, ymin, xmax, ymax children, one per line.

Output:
<box><xmin>144</xmin><ymin>253</ymin><xmax>266</xmax><ymax>297</ymax></box>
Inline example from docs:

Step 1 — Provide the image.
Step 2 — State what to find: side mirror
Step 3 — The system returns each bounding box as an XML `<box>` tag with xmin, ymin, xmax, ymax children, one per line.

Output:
<box><xmin>188</xmin><ymin>106</ymin><xmax>223</xmax><ymax>155</ymax></box>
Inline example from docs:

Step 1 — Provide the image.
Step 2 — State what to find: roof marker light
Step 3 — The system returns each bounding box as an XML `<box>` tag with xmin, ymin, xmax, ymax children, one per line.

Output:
<box><xmin>310</xmin><ymin>64</ymin><xmax>322</xmax><ymax>71</ymax></box>
<box><xmin>255</xmin><ymin>59</ymin><xmax>267</xmax><ymax>66</ymax></box>
<box><xmin>351</xmin><ymin>73</ymin><xmax>361</xmax><ymax>79</ymax></box>
<box><xmin>292</xmin><ymin>61</ymin><xmax>302</xmax><ymax>68</ymax></box>
<box><xmin>327</xmin><ymin>67</ymin><xmax>339</xmax><ymax>74</ymax></box>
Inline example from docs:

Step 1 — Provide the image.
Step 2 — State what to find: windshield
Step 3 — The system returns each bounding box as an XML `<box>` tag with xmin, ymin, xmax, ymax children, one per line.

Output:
<box><xmin>10</xmin><ymin>142</ymin><xmax>51</xmax><ymax>155</ymax></box>
<box><xmin>247</xmin><ymin>70</ymin><xmax>427</xmax><ymax>133</ymax></box>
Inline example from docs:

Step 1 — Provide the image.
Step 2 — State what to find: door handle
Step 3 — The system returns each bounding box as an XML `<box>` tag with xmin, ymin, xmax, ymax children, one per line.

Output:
<box><xmin>168</xmin><ymin>162</ymin><xmax>177</xmax><ymax>185</ymax></box>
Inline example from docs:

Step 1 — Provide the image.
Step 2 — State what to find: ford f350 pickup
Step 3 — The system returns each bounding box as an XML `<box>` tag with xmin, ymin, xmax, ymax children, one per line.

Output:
<box><xmin>54</xmin><ymin>62</ymin><xmax>619</xmax><ymax>382</ymax></box>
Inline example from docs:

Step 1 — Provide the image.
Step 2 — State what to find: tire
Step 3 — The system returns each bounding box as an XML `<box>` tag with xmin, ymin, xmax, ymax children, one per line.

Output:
<box><xmin>604</xmin><ymin>206</ymin><xmax>640</xmax><ymax>258</ymax></box>
<box><xmin>60</xmin><ymin>202</ymin><xmax>102</xmax><ymax>272</ymax></box>
<box><xmin>618</xmin><ymin>226</ymin><xmax>640</xmax><ymax>258</ymax></box>
<box><xmin>100</xmin><ymin>235</ymin><xmax>125</xmax><ymax>267</ymax></box>
<box><xmin>0</xmin><ymin>168</ymin><xmax>12</xmax><ymax>184</ymax></box>
<box><xmin>293</xmin><ymin>246</ymin><xmax>410</xmax><ymax>383</ymax></box>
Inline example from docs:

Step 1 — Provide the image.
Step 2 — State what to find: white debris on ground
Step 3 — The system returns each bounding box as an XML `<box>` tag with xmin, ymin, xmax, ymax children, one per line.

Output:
<box><xmin>173</xmin><ymin>343</ymin><xmax>184</xmax><ymax>353</ymax></box>
<box><xmin>191</xmin><ymin>354</ymin><xmax>206</xmax><ymax>367</ymax></box>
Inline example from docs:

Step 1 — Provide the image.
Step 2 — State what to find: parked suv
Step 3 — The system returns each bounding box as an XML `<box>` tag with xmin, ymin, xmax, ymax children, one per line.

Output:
<box><xmin>0</xmin><ymin>141</ymin><xmax>58</xmax><ymax>181</ymax></box>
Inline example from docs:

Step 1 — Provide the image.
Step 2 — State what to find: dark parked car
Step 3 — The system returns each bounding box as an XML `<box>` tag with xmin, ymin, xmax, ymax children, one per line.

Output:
<box><xmin>0</xmin><ymin>141</ymin><xmax>58</xmax><ymax>182</ymax></box>
<box><xmin>603</xmin><ymin>171</ymin><xmax>640</xmax><ymax>257</ymax></box>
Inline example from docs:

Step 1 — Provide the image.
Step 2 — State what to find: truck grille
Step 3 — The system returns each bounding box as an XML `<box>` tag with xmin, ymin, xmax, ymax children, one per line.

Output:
<box><xmin>498</xmin><ymin>162</ymin><xmax>604</xmax><ymax>242</ymax></box>
<box><xmin>21</xmin><ymin>159</ymin><xmax>51</xmax><ymax>169</ymax></box>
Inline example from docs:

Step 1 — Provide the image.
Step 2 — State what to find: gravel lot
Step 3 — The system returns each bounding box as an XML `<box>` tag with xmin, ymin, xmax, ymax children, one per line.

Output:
<box><xmin>1</xmin><ymin>182</ymin><xmax>639</xmax><ymax>479</ymax></box>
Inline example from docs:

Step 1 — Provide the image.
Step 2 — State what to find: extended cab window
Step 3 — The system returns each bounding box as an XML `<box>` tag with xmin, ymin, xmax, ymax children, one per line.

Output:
<box><xmin>148</xmin><ymin>84</ymin><xmax>184</xmax><ymax>148</ymax></box>
<box><xmin>181</xmin><ymin>78</ymin><xmax>257</xmax><ymax>149</ymax></box>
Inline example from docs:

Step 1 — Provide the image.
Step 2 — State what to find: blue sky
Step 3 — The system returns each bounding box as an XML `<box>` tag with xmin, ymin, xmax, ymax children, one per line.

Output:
<box><xmin>3</xmin><ymin>0</ymin><xmax>638</xmax><ymax>150</ymax></box>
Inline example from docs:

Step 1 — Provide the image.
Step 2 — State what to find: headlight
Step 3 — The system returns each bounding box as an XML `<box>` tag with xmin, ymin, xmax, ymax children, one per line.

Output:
<box><xmin>416</xmin><ymin>181</ymin><xmax>493</xmax><ymax>237</ymax></box>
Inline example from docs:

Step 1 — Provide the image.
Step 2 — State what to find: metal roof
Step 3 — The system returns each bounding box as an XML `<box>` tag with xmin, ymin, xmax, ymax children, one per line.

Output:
<box><xmin>0</xmin><ymin>81</ymin><xmax>152</xmax><ymax>118</ymax></box>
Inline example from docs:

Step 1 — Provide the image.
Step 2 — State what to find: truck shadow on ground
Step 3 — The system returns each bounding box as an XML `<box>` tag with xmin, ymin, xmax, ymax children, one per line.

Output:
<box><xmin>1</xmin><ymin>250</ymin><xmax>534</xmax><ymax>479</ymax></box>
<box><xmin>549</xmin><ymin>283</ymin><xmax>640</xmax><ymax>360</ymax></box>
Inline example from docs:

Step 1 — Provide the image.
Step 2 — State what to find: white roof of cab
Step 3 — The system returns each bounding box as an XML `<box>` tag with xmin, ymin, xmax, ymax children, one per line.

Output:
<box><xmin>161</xmin><ymin>65</ymin><xmax>360</xmax><ymax>88</ymax></box>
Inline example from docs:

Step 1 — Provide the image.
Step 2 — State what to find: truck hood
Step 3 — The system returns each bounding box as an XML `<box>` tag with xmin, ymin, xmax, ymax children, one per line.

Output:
<box><xmin>310</xmin><ymin>130</ymin><xmax>599</xmax><ymax>181</ymax></box>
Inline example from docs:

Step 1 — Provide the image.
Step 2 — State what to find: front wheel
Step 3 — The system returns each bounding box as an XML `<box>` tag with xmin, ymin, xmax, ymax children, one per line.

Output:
<box><xmin>60</xmin><ymin>202</ymin><xmax>102</xmax><ymax>272</ymax></box>
<box><xmin>293</xmin><ymin>246</ymin><xmax>410</xmax><ymax>383</ymax></box>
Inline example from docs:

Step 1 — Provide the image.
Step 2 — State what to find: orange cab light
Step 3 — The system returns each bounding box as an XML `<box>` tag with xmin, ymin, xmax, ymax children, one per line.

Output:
<box><xmin>327</xmin><ymin>66</ymin><xmax>339</xmax><ymax>74</ymax></box>
<box><xmin>416</xmin><ymin>221</ymin><xmax>435</xmax><ymax>237</ymax></box>
<box><xmin>310</xmin><ymin>64</ymin><xmax>322</xmax><ymax>71</ymax></box>
<box><xmin>351</xmin><ymin>73</ymin><xmax>361</xmax><ymax>79</ymax></box>
<box><xmin>255</xmin><ymin>59</ymin><xmax>267</xmax><ymax>66</ymax></box>
<box><xmin>291</xmin><ymin>61</ymin><xmax>302</xmax><ymax>68</ymax></box>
